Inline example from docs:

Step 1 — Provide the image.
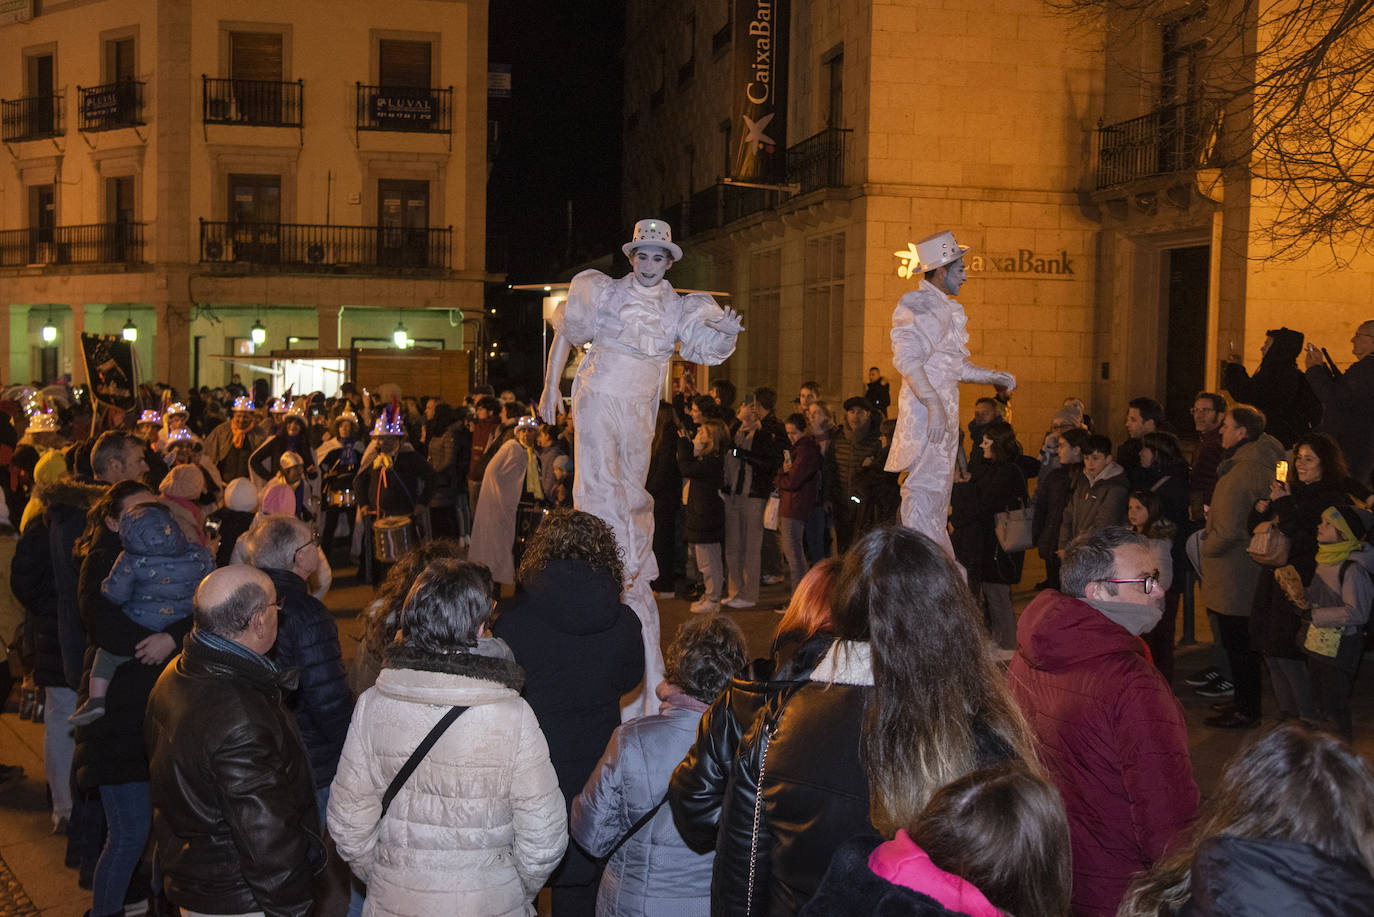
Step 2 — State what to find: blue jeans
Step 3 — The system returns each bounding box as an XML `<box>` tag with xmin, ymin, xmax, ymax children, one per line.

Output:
<box><xmin>93</xmin><ymin>781</ymin><xmax>150</xmax><ymax>916</ymax></box>
<box><xmin>316</xmin><ymin>785</ymin><xmax>366</xmax><ymax>917</ymax></box>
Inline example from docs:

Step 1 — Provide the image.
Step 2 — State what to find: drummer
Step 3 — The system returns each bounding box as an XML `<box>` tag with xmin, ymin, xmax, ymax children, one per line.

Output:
<box><xmin>353</xmin><ymin>406</ymin><xmax>436</xmax><ymax>584</ymax></box>
<box><xmin>317</xmin><ymin>408</ymin><xmax>365</xmax><ymax>563</ymax></box>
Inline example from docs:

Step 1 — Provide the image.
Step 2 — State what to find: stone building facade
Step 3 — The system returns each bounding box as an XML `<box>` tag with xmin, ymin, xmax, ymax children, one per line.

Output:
<box><xmin>0</xmin><ymin>0</ymin><xmax>489</xmax><ymax>393</ymax></box>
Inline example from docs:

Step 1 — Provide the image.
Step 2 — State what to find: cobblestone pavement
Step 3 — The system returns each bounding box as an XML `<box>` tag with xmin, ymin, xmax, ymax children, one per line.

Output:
<box><xmin>0</xmin><ymin>851</ymin><xmax>40</xmax><ymax>917</ymax></box>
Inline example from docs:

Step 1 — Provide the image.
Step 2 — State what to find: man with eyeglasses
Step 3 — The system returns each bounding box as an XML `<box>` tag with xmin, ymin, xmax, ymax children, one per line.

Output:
<box><xmin>1304</xmin><ymin>319</ymin><xmax>1374</xmax><ymax>483</ymax></box>
<box><xmin>1009</xmin><ymin>526</ymin><xmax>1197</xmax><ymax>917</ymax></box>
<box><xmin>146</xmin><ymin>565</ymin><xmax>324</xmax><ymax>917</ymax></box>
<box><xmin>241</xmin><ymin>514</ymin><xmax>353</xmax><ymax>817</ymax></box>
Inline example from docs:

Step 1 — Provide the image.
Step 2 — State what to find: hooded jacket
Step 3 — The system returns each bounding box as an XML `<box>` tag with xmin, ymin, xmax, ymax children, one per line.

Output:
<box><xmin>1181</xmin><ymin>836</ymin><xmax>1374</xmax><ymax>917</ymax></box>
<box><xmin>327</xmin><ymin>645</ymin><xmax>567</xmax><ymax>917</ymax></box>
<box><xmin>102</xmin><ymin>503</ymin><xmax>216</xmax><ymax>631</ymax></box>
<box><xmin>40</xmin><ymin>476</ymin><xmax>107</xmax><ymax>688</ymax></box>
<box><xmin>800</xmin><ymin>832</ymin><xmax>1002</xmax><ymax>917</ymax></box>
<box><xmin>1059</xmin><ymin>461</ymin><xmax>1129</xmax><ymax>550</ymax></box>
<box><xmin>262</xmin><ymin>566</ymin><xmax>354</xmax><ymax>789</ymax></box>
<box><xmin>491</xmin><ymin>557</ymin><xmax>644</xmax><ymax>887</ymax></box>
<box><xmin>146</xmin><ymin>632</ymin><xmax>324</xmax><ymax>917</ymax></box>
<box><xmin>1221</xmin><ymin>327</ymin><xmax>1320</xmax><ymax>446</ymax></box>
<box><xmin>1308</xmin><ymin>348</ymin><xmax>1374</xmax><ymax>483</ymax></box>
<box><xmin>1008</xmin><ymin>589</ymin><xmax>1198</xmax><ymax>917</ymax></box>
<box><xmin>1201</xmin><ymin>433</ymin><xmax>1288</xmax><ymax>616</ymax></box>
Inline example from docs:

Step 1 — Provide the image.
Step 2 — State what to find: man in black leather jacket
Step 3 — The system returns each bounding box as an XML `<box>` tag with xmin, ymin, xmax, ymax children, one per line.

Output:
<box><xmin>145</xmin><ymin>565</ymin><xmax>324</xmax><ymax>917</ymax></box>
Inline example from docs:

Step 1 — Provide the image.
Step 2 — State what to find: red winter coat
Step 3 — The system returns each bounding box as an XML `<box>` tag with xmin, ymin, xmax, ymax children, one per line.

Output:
<box><xmin>1008</xmin><ymin>590</ymin><xmax>1198</xmax><ymax>917</ymax></box>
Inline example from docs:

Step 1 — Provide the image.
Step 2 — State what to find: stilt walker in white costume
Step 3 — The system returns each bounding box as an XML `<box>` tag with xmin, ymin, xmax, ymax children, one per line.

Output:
<box><xmin>885</xmin><ymin>231</ymin><xmax>1016</xmax><ymax>560</ymax></box>
<box><xmin>538</xmin><ymin>220</ymin><xmax>743</xmax><ymax>715</ymax></box>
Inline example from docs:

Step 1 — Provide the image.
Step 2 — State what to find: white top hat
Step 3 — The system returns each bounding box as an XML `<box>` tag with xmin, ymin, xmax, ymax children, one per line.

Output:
<box><xmin>915</xmin><ymin>230</ymin><xmax>971</xmax><ymax>273</ymax></box>
<box><xmin>621</xmin><ymin>219</ymin><xmax>683</xmax><ymax>262</ymax></box>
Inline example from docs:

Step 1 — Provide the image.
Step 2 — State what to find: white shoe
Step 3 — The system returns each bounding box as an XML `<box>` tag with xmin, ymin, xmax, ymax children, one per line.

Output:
<box><xmin>723</xmin><ymin>596</ymin><xmax>757</xmax><ymax>609</ymax></box>
<box><xmin>689</xmin><ymin>599</ymin><xmax>722</xmax><ymax>614</ymax></box>
<box><xmin>761</xmin><ymin>574</ymin><xmax>784</xmax><ymax>585</ymax></box>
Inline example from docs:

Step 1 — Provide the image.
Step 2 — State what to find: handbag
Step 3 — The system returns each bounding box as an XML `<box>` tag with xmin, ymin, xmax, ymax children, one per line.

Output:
<box><xmin>378</xmin><ymin>705</ymin><xmax>469</xmax><ymax>825</ymax></box>
<box><xmin>1246</xmin><ymin>519</ymin><xmax>1291</xmax><ymax>566</ymax></box>
<box><xmin>763</xmin><ymin>492</ymin><xmax>781</xmax><ymax>531</ymax></box>
<box><xmin>995</xmin><ymin>502</ymin><xmax>1034</xmax><ymax>553</ymax></box>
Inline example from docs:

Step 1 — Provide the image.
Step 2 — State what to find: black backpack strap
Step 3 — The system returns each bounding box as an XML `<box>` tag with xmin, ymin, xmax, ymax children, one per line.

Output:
<box><xmin>379</xmin><ymin>705</ymin><xmax>468</xmax><ymax>821</ymax></box>
<box><xmin>594</xmin><ymin>794</ymin><xmax>669</xmax><ymax>869</ymax></box>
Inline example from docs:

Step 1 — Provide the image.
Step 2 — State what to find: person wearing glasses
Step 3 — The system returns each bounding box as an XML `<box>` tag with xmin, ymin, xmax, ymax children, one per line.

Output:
<box><xmin>1304</xmin><ymin>318</ymin><xmax>1374</xmax><ymax>483</ymax></box>
<box><xmin>146</xmin><ymin>564</ymin><xmax>325</xmax><ymax>917</ymax></box>
<box><xmin>1009</xmin><ymin>526</ymin><xmax>1198</xmax><ymax>917</ymax></box>
<box><xmin>242</xmin><ymin>513</ymin><xmax>354</xmax><ymax>817</ymax></box>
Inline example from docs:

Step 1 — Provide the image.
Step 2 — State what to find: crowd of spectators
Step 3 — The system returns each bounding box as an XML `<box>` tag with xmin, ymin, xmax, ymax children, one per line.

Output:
<box><xmin>1</xmin><ymin>315</ymin><xmax>1373</xmax><ymax>917</ymax></box>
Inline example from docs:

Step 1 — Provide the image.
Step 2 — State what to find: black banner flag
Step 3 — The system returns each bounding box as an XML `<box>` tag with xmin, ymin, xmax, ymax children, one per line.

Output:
<box><xmin>730</xmin><ymin>0</ymin><xmax>789</xmax><ymax>184</ymax></box>
<box><xmin>81</xmin><ymin>333</ymin><xmax>137</xmax><ymax>412</ymax></box>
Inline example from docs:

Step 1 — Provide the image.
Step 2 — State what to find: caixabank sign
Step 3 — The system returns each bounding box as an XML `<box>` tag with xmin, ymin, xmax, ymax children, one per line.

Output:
<box><xmin>895</xmin><ymin>243</ymin><xmax>1077</xmax><ymax>280</ymax></box>
<box><xmin>730</xmin><ymin>0</ymin><xmax>789</xmax><ymax>184</ymax></box>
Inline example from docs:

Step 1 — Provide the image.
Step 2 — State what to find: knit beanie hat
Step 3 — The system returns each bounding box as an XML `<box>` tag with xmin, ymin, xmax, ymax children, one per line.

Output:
<box><xmin>260</xmin><ymin>481</ymin><xmax>297</xmax><ymax>515</ymax></box>
<box><xmin>34</xmin><ymin>449</ymin><xmax>67</xmax><ymax>485</ymax></box>
<box><xmin>224</xmin><ymin>478</ymin><xmax>260</xmax><ymax>513</ymax></box>
<box><xmin>159</xmin><ymin>464</ymin><xmax>204</xmax><ymax>501</ymax></box>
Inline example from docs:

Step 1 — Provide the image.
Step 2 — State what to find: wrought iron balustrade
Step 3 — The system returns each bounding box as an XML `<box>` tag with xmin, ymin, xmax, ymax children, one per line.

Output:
<box><xmin>1</xmin><ymin>93</ymin><xmax>63</xmax><ymax>141</ymax></box>
<box><xmin>79</xmin><ymin>81</ymin><xmax>144</xmax><ymax>131</ymax></box>
<box><xmin>199</xmin><ymin>220</ymin><xmax>452</xmax><ymax>271</ymax></box>
<box><xmin>786</xmin><ymin>127</ymin><xmax>850</xmax><ymax>193</ymax></box>
<box><xmin>0</xmin><ymin>223</ymin><xmax>145</xmax><ymax>268</ymax></box>
<box><xmin>1094</xmin><ymin>98</ymin><xmax>1220</xmax><ymax>189</ymax></box>
<box><xmin>202</xmin><ymin>76</ymin><xmax>303</xmax><ymax>127</ymax></box>
<box><xmin>356</xmin><ymin>84</ymin><xmax>452</xmax><ymax>133</ymax></box>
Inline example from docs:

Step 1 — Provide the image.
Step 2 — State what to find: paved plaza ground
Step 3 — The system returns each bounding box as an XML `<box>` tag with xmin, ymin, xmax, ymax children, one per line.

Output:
<box><xmin>3</xmin><ymin>556</ymin><xmax>1373</xmax><ymax>917</ymax></box>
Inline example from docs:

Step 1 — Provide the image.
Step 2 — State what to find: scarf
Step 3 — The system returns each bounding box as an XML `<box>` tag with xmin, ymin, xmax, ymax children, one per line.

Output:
<box><xmin>1316</xmin><ymin>506</ymin><xmax>1363</xmax><ymax>566</ymax></box>
<box><xmin>524</xmin><ymin>445</ymin><xmax>544</xmax><ymax>500</ymax></box>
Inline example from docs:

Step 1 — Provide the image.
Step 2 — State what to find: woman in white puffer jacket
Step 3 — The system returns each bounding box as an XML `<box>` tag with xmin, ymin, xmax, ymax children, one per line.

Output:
<box><xmin>328</xmin><ymin>559</ymin><xmax>568</xmax><ymax>917</ymax></box>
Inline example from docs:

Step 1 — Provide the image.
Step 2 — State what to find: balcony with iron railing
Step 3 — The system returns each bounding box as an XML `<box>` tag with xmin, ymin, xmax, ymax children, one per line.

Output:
<box><xmin>1</xmin><ymin>93</ymin><xmax>63</xmax><ymax>142</ymax></box>
<box><xmin>202</xmin><ymin>76</ymin><xmax>303</xmax><ymax>128</ymax></box>
<box><xmin>1094</xmin><ymin>98</ymin><xmax>1220</xmax><ymax>190</ymax></box>
<box><xmin>0</xmin><ymin>223</ymin><xmax>145</xmax><ymax>268</ymax></box>
<box><xmin>199</xmin><ymin>220</ymin><xmax>451</xmax><ymax>272</ymax></box>
<box><xmin>78</xmin><ymin>81</ymin><xmax>145</xmax><ymax>132</ymax></box>
<box><xmin>673</xmin><ymin>127</ymin><xmax>851</xmax><ymax>237</ymax></box>
<box><xmin>356</xmin><ymin>84</ymin><xmax>452</xmax><ymax>134</ymax></box>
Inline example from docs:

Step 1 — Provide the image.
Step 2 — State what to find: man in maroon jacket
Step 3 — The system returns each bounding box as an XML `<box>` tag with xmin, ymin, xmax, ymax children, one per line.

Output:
<box><xmin>1009</xmin><ymin>526</ymin><xmax>1198</xmax><ymax>917</ymax></box>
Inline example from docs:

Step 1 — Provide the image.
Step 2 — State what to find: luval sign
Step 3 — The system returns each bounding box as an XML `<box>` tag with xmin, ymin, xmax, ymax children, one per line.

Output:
<box><xmin>894</xmin><ymin>243</ymin><xmax>1077</xmax><ymax>279</ymax></box>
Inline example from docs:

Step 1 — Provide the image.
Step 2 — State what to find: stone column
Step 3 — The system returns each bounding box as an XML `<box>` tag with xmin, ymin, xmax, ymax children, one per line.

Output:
<box><xmin>155</xmin><ymin>302</ymin><xmax>192</xmax><ymax>393</ymax></box>
<box><xmin>3</xmin><ymin>305</ymin><xmax>26</xmax><ymax>385</ymax></box>
<box><xmin>317</xmin><ymin>304</ymin><xmax>341</xmax><ymax>351</ymax></box>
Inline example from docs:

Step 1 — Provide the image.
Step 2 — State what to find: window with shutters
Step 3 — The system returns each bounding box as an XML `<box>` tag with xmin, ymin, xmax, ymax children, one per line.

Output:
<box><xmin>204</xmin><ymin>25</ymin><xmax>298</xmax><ymax>127</ymax></box>
<box><xmin>802</xmin><ymin>233</ymin><xmax>845</xmax><ymax>396</ymax></box>
<box><xmin>749</xmin><ymin>248</ymin><xmax>781</xmax><ymax>387</ymax></box>
<box><xmin>359</xmin><ymin>34</ymin><xmax>449</xmax><ymax>133</ymax></box>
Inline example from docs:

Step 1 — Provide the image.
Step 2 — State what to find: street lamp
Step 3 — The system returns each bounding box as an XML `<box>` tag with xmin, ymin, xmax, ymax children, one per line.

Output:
<box><xmin>251</xmin><ymin>319</ymin><xmax>267</xmax><ymax>346</ymax></box>
<box><xmin>393</xmin><ymin>321</ymin><xmax>409</xmax><ymax>349</ymax></box>
<box><xmin>41</xmin><ymin>310</ymin><xmax>57</xmax><ymax>343</ymax></box>
<box><xmin>122</xmin><ymin>316</ymin><xmax>138</xmax><ymax>342</ymax></box>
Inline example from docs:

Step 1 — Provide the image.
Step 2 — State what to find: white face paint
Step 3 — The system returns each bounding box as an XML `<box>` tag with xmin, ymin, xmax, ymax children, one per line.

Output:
<box><xmin>631</xmin><ymin>247</ymin><xmax>673</xmax><ymax>287</ymax></box>
<box><xmin>939</xmin><ymin>258</ymin><xmax>967</xmax><ymax>295</ymax></box>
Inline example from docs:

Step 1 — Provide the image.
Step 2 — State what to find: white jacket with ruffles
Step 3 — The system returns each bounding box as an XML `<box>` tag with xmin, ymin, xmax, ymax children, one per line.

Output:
<box><xmin>327</xmin><ymin>646</ymin><xmax>568</xmax><ymax>917</ymax></box>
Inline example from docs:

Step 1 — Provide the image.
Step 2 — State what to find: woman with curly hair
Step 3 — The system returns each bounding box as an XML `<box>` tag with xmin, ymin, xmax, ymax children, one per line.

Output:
<box><xmin>1119</xmin><ymin>723</ymin><xmax>1374</xmax><ymax>916</ymax></box>
<box><xmin>490</xmin><ymin>508</ymin><xmax>645</xmax><ymax>916</ymax></box>
<box><xmin>571</xmin><ymin>613</ymin><xmax>747</xmax><ymax>916</ymax></box>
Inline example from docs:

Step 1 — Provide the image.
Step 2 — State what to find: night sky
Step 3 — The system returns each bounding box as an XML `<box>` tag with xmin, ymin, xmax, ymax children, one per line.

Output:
<box><xmin>487</xmin><ymin>0</ymin><xmax>626</xmax><ymax>283</ymax></box>
<box><xmin>484</xmin><ymin>0</ymin><xmax>626</xmax><ymax>395</ymax></box>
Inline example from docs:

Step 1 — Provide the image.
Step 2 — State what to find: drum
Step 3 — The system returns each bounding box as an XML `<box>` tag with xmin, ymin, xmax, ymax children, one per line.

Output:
<box><xmin>328</xmin><ymin>488</ymin><xmax>356</xmax><ymax>508</ymax></box>
<box><xmin>373</xmin><ymin>515</ymin><xmax>416</xmax><ymax>563</ymax></box>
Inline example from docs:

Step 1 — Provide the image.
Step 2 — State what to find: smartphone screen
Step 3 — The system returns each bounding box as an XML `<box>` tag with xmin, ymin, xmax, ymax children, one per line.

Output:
<box><xmin>1275</xmin><ymin>460</ymin><xmax>1289</xmax><ymax>481</ymax></box>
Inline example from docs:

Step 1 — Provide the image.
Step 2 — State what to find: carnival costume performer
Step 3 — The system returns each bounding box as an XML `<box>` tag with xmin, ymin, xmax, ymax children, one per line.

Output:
<box><xmin>886</xmin><ymin>231</ymin><xmax>1015</xmax><ymax>560</ymax></box>
<box><xmin>538</xmin><ymin>220</ymin><xmax>743</xmax><ymax>715</ymax></box>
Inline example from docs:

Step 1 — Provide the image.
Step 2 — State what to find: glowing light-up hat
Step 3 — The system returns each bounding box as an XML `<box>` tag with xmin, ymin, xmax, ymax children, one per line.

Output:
<box><xmin>516</xmin><ymin>415</ymin><xmax>540</xmax><ymax>430</ymax></box>
<box><xmin>167</xmin><ymin>427</ymin><xmax>200</xmax><ymax>447</ymax></box>
<box><xmin>164</xmin><ymin>402</ymin><xmax>189</xmax><ymax>418</ymax></box>
<box><xmin>231</xmin><ymin>396</ymin><xmax>256</xmax><ymax>413</ymax></box>
<box><xmin>137</xmin><ymin>410</ymin><xmax>162</xmax><ymax>426</ymax></box>
<box><xmin>914</xmin><ymin>230</ymin><xmax>971</xmax><ymax>273</ymax></box>
<box><xmin>621</xmin><ymin>219</ymin><xmax>683</xmax><ymax>261</ymax></box>
<box><xmin>27</xmin><ymin>410</ymin><xmax>59</xmax><ymax>433</ymax></box>
<box><xmin>372</xmin><ymin>408</ymin><xmax>406</xmax><ymax>437</ymax></box>
<box><xmin>268</xmin><ymin>398</ymin><xmax>289</xmax><ymax>415</ymax></box>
